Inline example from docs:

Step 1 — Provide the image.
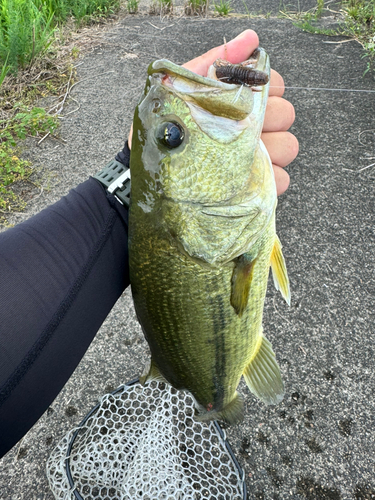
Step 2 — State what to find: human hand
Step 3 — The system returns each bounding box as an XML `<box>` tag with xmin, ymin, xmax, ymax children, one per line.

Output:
<box><xmin>128</xmin><ymin>30</ymin><xmax>298</xmax><ymax>195</ymax></box>
<box><xmin>183</xmin><ymin>30</ymin><xmax>298</xmax><ymax>196</ymax></box>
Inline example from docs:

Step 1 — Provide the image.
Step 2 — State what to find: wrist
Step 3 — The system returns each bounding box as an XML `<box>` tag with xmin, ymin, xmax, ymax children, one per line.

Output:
<box><xmin>93</xmin><ymin>141</ymin><xmax>131</xmax><ymax>207</ymax></box>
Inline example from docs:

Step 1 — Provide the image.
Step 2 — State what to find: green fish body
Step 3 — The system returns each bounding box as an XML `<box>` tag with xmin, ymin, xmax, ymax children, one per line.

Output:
<box><xmin>129</xmin><ymin>49</ymin><xmax>290</xmax><ymax>423</ymax></box>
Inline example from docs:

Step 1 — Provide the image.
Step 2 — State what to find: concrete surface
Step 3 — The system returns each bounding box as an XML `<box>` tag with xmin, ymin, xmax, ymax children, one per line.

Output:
<box><xmin>1</xmin><ymin>5</ymin><xmax>375</xmax><ymax>500</ymax></box>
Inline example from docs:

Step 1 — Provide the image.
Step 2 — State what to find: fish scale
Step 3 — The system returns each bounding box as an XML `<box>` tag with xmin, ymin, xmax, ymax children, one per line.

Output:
<box><xmin>131</xmin><ymin>244</ymin><xmax>249</xmax><ymax>408</ymax></box>
<box><xmin>130</xmin><ymin>210</ymin><xmax>277</xmax><ymax>419</ymax></box>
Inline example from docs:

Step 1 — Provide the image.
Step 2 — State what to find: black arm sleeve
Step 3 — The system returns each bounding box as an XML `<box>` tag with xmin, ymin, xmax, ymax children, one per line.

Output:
<box><xmin>0</xmin><ymin>177</ymin><xmax>129</xmax><ymax>457</ymax></box>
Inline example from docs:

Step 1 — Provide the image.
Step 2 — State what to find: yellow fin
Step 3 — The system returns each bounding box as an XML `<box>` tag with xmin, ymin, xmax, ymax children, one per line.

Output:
<box><xmin>243</xmin><ymin>335</ymin><xmax>284</xmax><ymax>405</ymax></box>
<box><xmin>230</xmin><ymin>255</ymin><xmax>256</xmax><ymax>316</ymax></box>
<box><xmin>270</xmin><ymin>236</ymin><xmax>291</xmax><ymax>306</ymax></box>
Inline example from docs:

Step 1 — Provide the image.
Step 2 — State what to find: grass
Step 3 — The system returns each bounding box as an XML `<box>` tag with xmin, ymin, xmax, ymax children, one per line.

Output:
<box><xmin>0</xmin><ymin>0</ymin><xmax>55</xmax><ymax>75</ymax></box>
<box><xmin>1</xmin><ymin>104</ymin><xmax>59</xmax><ymax>143</ymax></box>
<box><xmin>340</xmin><ymin>0</ymin><xmax>375</xmax><ymax>74</ymax></box>
<box><xmin>214</xmin><ymin>0</ymin><xmax>232</xmax><ymax>16</ymax></box>
<box><xmin>0</xmin><ymin>143</ymin><xmax>32</xmax><ymax>215</ymax></box>
<box><xmin>0</xmin><ymin>54</ymin><xmax>11</xmax><ymax>87</ymax></box>
<box><xmin>0</xmin><ymin>0</ymin><xmax>120</xmax><ymax>223</ymax></box>
<box><xmin>185</xmin><ymin>0</ymin><xmax>209</xmax><ymax>15</ymax></box>
<box><xmin>283</xmin><ymin>1</ymin><xmax>375</xmax><ymax>75</ymax></box>
<box><xmin>0</xmin><ymin>0</ymin><xmax>121</xmax><ymax>76</ymax></box>
<box><xmin>149</xmin><ymin>0</ymin><xmax>173</xmax><ymax>15</ymax></box>
<box><xmin>127</xmin><ymin>0</ymin><xmax>139</xmax><ymax>13</ymax></box>
<box><xmin>0</xmin><ymin>101</ymin><xmax>60</xmax><ymax>222</ymax></box>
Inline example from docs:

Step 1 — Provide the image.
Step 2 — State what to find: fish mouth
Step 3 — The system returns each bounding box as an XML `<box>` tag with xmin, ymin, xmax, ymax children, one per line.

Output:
<box><xmin>148</xmin><ymin>48</ymin><xmax>269</xmax><ymax>89</ymax></box>
<box><xmin>147</xmin><ymin>48</ymin><xmax>270</xmax><ymax>121</ymax></box>
<box><xmin>149</xmin><ymin>59</ymin><xmax>239</xmax><ymax>90</ymax></box>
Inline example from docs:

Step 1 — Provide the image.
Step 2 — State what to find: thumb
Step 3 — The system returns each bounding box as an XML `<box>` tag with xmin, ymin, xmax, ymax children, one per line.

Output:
<box><xmin>183</xmin><ymin>30</ymin><xmax>259</xmax><ymax>76</ymax></box>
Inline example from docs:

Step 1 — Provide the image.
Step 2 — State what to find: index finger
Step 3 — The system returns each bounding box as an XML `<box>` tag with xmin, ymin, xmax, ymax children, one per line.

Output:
<box><xmin>183</xmin><ymin>30</ymin><xmax>259</xmax><ymax>76</ymax></box>
<box><xmin>183</xmin><ymin>32</ymin><xmax>285</xmax><ymax>98</ymax></box>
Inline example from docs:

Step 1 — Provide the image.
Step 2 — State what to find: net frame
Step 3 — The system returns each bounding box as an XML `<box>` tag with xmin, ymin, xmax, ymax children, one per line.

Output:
<box><xmin>47</xmin><ymin>379</ymin><xmax>246</xmax><ymax>500</ymax></box>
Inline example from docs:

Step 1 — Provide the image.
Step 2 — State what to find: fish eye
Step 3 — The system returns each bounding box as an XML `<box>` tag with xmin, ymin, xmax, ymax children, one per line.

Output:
<box><xmin>157</xmin><ymin>121</ymin><xmax>184</xmax><ymax>149</ymax></box>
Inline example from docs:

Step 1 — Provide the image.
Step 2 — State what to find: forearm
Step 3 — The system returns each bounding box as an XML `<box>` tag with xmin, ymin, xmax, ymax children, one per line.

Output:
<box><xmin>0</xmin><ymin>177</ymin><xmax>129</xmax><ymax>457</ymax></box>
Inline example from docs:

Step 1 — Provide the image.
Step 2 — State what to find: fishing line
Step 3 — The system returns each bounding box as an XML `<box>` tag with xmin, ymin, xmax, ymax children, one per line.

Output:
<box><xmin>271</xmin><ymin>85</ymin><xmax>375</xmax><ymax>93</ymax></box>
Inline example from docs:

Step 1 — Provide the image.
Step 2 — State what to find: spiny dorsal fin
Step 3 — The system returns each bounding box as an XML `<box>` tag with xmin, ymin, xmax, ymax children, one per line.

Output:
<box><xmin>230</xmin><ymin>255</ymin><xmax>256</xmax><ymax>316</ymax></box>
<box><xmin>243</xmin><ymin>335</ymin><xmax>284</xmax><ymax>405</ymax></box>
<box><xmin>270</xmin><ymin>235</ymin><xmax>291</xmax><ymax>306</ymax></box>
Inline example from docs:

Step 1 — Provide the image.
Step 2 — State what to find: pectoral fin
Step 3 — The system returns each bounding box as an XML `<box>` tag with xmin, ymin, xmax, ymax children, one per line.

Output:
<box><xmin>270</xmin><ymin>236</ymin><xmax>291</xmax><ymax>305</ymax></box>
<box><xmin>230</xmin><ymin>255</ymin><xmax>256</xmax><ymax>316</ymax></box>
<box><xmin>243</xmin><ymin>335</ymin><xmax>284</xmax><ymax>405</ymax></box>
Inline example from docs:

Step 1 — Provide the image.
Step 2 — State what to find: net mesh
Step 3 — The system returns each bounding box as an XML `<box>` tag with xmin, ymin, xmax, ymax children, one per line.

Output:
<box><xmin>47</xmin><ymin>380</ymin><xmax>245</xmax><ymax>500</ymax></box>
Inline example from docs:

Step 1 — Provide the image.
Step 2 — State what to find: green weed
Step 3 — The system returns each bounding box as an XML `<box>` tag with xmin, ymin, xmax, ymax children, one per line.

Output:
<box><xmin>32</xmin><ymin>0</ymin><xmax>120</xmax><ymax>24</ymax></box>
<box><xmin>0</xmin><ymin>104</ymin><xmax>59</xmax><ymax>220</ymax></box>
<box><xmin>185</xmin><ymin>0</ymin><xmax>209</xmax><ymax>15</ymax></box>
<box><xmin>361</xmin><ymin>37</ymin><xmax>375</xmax><ymax>75</ymax></box>
<box><xmin>0</xmin><ymin>54</ymin><xmax>11</xmax><ymax>87</ymax></box>
<box><xmin>67</xmin><ymin>0</ymin><xmax>120</xmax><ymax>26</ymax></box>
<box><xmin>161</xmin><ymin>0</ymin><xmax>174</xmax><ymax>12</ymax></box>
<box><xmin>0</xmin><ymin>105</ymin><xmax>59</xmax><ymax>144</ymax></box>
<box><xmin>241</xmin><ymin>0</ymin><xmax>250</xmax><ymax>17</ymax></box>
<box><xmin>0</xmin><ymin>0</ymin><xmax>120</xmax><ymax>220</ymax></box>
<box><xmin>296</xmin><ymin>21</ymin><xmax>338</xmax><ymax>36</ymax></box>
<box><xmin>315</xmin><ymin>0</ymin><xmax>324</xmax><ymax>17</ymax></box>
<box><xmin>150</xmin><ymin>0</ymin><xmax>173</xmax><ymax>14</ymax></box>
<box><xmin>0</xmin><ymin>0</ymin><xmax>55</xmax><ymax>74</ymax></box>
<box><xmin>0</xmin><ymin>142</ymin><xmax>31</xmax><ymax>217</ymax></box>
<box><xmin>285</xmin><ymin>1</ymin><xmax>375</xmax><ymax>75</ymax></box>
<box><xmin>127</xmin><ymin>0</ymin><xmax>140</xmax><ymax>13</ymax></box>
<box><xmin>0</xmin><ymin>144</ymin><xmax>30</xmax><ymax>188</ymax></box>
<box><xmin>214</xmin><ymin>0</ymin><xmax>232</xmax><ymax>16</ymax></box>
<box><xmin>340</xmin><ymin>0</ymin><xmax>375</xmax><ymax>73</ymax></box>
<box><xmin>70</xmin><ymin>46</ymin><xmax>80</xmax><ymax>59</ymax></box>
<box><xmin>0</xmin><ymin>0</ymin><xmax>121</xmax><ymax>77</ymax></box>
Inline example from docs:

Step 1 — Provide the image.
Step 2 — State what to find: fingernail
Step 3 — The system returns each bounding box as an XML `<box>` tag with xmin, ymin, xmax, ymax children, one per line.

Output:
<box><xmin>233</xmin><ymin>30</ymin><xmax>250</xmax><ymax>40</ymax></box>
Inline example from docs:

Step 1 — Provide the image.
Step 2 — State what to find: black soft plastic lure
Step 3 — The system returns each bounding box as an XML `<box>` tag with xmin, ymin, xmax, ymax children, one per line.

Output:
<box><xmin>213</xmin><ymin>59</ymin><xmax>269</xmax><ymax>87</ymax></box>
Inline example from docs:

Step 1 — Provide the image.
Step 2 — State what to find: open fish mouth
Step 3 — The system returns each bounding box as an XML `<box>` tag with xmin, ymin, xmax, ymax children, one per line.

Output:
<box><xmin>210</xmin><ymin>47</ymin><xmax>270</xmax><ymax>88</ymax></box>
<box><xmin>148</xmin><ymin>47</ymin><xmax>269</xmax><ymax>89</ymax></box>
<box><xmin>147</xmin><ymin>48</ymin><xmax>270</xmax><ymax>122</ymax></box>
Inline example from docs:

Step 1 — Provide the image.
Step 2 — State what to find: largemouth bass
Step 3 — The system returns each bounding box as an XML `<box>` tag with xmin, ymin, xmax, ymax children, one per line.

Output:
<box><xmin>128</xmin><ymin>48</ymin><xmax>290</xmax><ymax>424</ymax></box>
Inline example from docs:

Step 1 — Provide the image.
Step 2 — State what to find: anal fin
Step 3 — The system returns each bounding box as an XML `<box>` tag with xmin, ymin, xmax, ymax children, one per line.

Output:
<box><xmin>270</xmin><ymin>235</ymin><xmax>291</xmax><ymax>306</ymax></box>
<box><xmin>243</xmin><ymin>335</ymin><xmax>284</xmax><ymax>405</ymax></box>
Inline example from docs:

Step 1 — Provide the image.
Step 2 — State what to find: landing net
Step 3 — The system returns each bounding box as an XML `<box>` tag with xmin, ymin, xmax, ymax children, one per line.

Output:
<box><xmin>47</xmin><ymin>379</ymin><xmax>246</xmax><ymax>500</ymax></box>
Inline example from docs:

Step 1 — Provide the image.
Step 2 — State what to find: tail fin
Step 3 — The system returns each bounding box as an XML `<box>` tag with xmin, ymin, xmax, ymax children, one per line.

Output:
<box><xmin>243</xmin><ymin>335</ymin><xmax>284</xmax><ymax>405</ymax></box>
